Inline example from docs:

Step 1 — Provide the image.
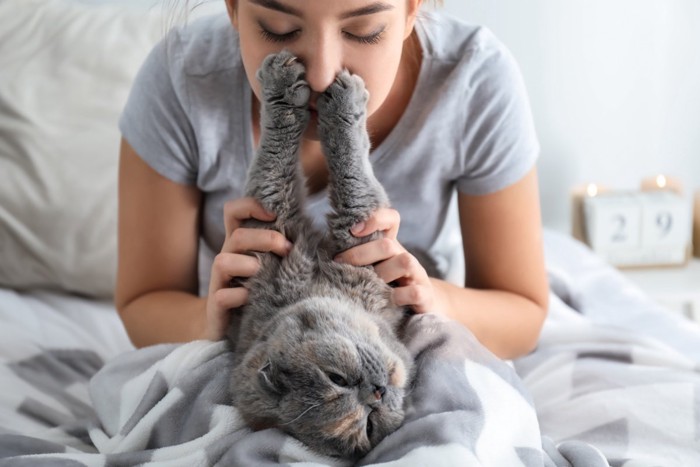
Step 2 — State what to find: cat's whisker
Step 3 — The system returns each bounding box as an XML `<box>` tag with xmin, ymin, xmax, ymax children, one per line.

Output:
<box><xmin>279</xmin><ymin>402</ymin><xmax>323</xmax><ymax>426</ymax></box>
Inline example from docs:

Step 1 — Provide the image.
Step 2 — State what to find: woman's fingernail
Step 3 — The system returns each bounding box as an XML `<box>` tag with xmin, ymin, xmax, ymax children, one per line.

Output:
<box><xmin>285</xmin><ymin>241</ymin><xmax>294</xmax><ymax>251</ymax></box>
<box><xmin>334</xmin><ymin>255</ymin><xmax>345</xmax><ymax>264</ymax></box>
<box><xmin>351</xmin><ymin>222</ymin><xmax>365</xmax><ymax>234</ymax></box>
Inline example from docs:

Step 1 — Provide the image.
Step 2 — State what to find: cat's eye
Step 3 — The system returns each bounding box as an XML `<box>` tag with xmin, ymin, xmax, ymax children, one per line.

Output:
<box><xmin>327</xmin><ymin>372</ymin><xmax>348</xmax><ymax>387</ymax></box>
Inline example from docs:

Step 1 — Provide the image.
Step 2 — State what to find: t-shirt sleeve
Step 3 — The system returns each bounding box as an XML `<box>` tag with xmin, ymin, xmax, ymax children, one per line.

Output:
<box><xmin>456</xmin><ymin>35</ymin><xmax>540</xmax><ymax>196</ymax></box>
<box><xmin>118</xmin><ymin>31</ymin><xmax>198</xmax><ymax>185</ymax></box>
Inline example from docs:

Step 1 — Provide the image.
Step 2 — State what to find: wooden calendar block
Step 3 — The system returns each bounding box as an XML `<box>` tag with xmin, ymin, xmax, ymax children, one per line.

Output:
<box><xmin>694</xmin><ymin>191</ymin><xmax>700</xmax><ymax>258</ymax></box>
<box><xmin>584</xmin><ymin>193</ymin><xmax>642</xmax><ymax>250</ymax></box>
<box><xmin>641</xmin><ymin>192</ymin><xmax>690</xmax><ymax>247</ymax></box>
<box><xmin>582</xmin><ymin>191</ymin><xmax>692</xmax><ymax>268</ymax></box>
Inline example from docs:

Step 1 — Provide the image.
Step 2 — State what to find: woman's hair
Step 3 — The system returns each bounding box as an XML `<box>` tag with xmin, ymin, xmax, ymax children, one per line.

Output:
<box><xmin>163</xmin><ymin>0</ymin><xmax>443</xmax><ymax>40</ymax></box>
<box><xmin>166</xmin><ymin>0</ymin><xmax>444</xmax><ymax>23</ymax></box>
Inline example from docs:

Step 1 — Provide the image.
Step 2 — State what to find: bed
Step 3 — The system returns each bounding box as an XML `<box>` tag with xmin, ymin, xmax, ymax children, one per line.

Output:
<box><xmin>2</xmin><ymin>231</ymin><xmax>699</xmax><ymax>466</ymax></box>
<box><xmin>1</xmin><ymin>1</ymin><xmax>699</xmax><ymax>466</ymax></box>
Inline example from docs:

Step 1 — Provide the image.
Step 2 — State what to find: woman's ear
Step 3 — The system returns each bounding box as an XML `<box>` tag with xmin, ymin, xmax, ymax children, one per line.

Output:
<box><xmin>404</xmin><ymin>0</ymin><xmax>423</xmax><ymax>39</ymax></box>
<box><xmin>225</xmin><ymin>0</ymin><xmax>239</xmax><ymax>29</ymax></box>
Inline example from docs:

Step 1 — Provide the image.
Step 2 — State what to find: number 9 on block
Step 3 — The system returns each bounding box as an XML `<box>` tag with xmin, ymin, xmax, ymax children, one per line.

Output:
<box><xmin>641</xmin><ymin>192</ymin><xmax>688</xmax><ymax>247</ymax></box>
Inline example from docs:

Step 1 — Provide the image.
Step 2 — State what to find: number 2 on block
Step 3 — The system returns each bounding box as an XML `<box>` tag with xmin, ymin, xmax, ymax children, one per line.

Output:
<box><xmin>611</xmin><ymin>214</ymin><xmax>627</xmax><ymax>242</ymax></box>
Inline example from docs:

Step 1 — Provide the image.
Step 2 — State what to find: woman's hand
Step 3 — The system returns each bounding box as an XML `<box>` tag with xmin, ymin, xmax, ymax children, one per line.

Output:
<box><xmin>334</xmin><ymin>208</ymin><xmax>436</xmax><ymax>313</ymax></box>
<box><xmin>204</xmin><ymin>197</ymin><xmax>292</xmax><ymax>340</ymax></box>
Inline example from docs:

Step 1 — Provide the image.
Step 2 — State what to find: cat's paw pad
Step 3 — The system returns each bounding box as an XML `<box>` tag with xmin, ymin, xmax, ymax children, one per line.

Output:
<box><xmin>317</xmin><ymin>70</ymin><xmax>369</xmax><ymax>127</ymax></box>
<box><xmin>256</xmin><ymin>50</ymin><xmax>310</xmax><ymax>109</ymax></box>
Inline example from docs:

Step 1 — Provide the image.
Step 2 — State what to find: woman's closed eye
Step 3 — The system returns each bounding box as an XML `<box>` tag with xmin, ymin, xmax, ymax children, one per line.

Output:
<box><xmin>258</xmin><ymin>26</ymin><xmax>299</xmax><ymax>43</ymax></box>
<box><xmin>257</xmin><ymin>24</ymin><xmax>386</xmax><ymax>45</ymax></box>
<box><xmin>343</xmin><ymin>28</ymin><xmax>385</xmax><ymax>45</ymax></box>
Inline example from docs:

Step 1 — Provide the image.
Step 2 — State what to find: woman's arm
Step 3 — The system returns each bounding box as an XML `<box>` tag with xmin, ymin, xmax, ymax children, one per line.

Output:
<box><xmin>335</xmin><ymin>167</ymin><xmax>548</xmax><ymax>360</ymax></box>
<box><xmin>115</xmin><ymin>139</ymin><xmax>206</xmax><ymax>347</ymax></box>
<box><xmin>433</xmin><ymin>168</ymin><xmax>549</xmax><ymax>359</ymax></box>
<box><xmin>115</xmin><ymin>139</ymin><xmax>292</xmax><ymax>348</ymax></box>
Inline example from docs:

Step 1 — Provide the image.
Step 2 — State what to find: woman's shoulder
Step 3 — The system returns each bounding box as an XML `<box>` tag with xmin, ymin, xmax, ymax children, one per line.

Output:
<box><xmin>416</xmin><ymin>10</ymin><xmax>512</xmax><ymax>66</ymax></box>
<box><xmin>161</xmin><ymin>13</ymin><xmax>243</xmax><ymax>78</ymax></box>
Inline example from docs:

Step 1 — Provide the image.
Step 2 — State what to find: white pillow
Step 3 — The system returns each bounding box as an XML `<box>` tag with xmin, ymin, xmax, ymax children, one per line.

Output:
<box><xmin>0</xmin><ymin>0</ymin><xmax>167</xmax><ymax>298</ymax></box>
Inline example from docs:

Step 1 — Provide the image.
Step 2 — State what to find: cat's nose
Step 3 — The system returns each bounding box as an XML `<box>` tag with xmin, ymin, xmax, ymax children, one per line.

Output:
<box><xmin>373</xmin><ymin>385</ymin><xmax>386</xmax><ymax>400</ymax></box>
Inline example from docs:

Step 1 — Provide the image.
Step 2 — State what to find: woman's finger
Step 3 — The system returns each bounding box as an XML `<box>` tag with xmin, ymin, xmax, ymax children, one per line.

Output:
<box><xmin>372</xmin><ymin>252</ymin><xmax>423</xmax><ymax>284</ymax></box>
<box><xmin>392</xmin><ymin>284</ymin><xmax>434</xmax><ymax>313</ymax></box>
<box><xmin>335</xmin><ymin>237</ymin><xmax>404</xmax><ymax>267</ymax></box>
<box><xmin>211</xmin><ymin>287</ymin><xmax>250</xmax><ymax>312</ymax></box>
<box><xmin>223</xmin><ymin>197</ymin><xmax>276</xmax><ymax>236</ymax></box>
<box><xmin>222</xmin><ymin>227</ymin><xmax>292</xmax><ymax>257</ymax></box>
<box><xmin>210</xmin><ymin>253</ymin><xmax>261</xmax><ymax>290</ymax></box>
<box><xmin>351</xmin><ymin>208</ymin><xmax>400</xmax><ymax>239</ymax></box>
<box><xmin>205</xmin><ymin>287</ymin><xmax>250</xmax><ymax>340</ymax></box>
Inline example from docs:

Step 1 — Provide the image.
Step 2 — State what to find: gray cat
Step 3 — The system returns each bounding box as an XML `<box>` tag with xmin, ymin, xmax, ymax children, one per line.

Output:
<box><xmin>226</xmin><ymin>50</ymin><xmax>414</xmax><ymax>460</ymax></box>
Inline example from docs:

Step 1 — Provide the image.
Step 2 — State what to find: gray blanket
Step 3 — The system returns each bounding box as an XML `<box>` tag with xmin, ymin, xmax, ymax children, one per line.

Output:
<box><xmin>1</xmin><ymin>314</ymin><xmax>559</xmax><ymax>466</ymax></box>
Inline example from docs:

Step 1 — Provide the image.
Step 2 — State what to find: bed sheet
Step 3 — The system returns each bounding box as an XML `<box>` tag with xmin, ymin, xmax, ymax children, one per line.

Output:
<box><xmin>0</xmin><ymin>288</ymin><xmax>133</xmax><ymax>438</ymax></box>
<box><xmin>542</xmin><ymin>229</ymin><xmax>700</xmax><ymax>362</ymax></box>
<box><xmin>518</xmin><ymin>230</ymin><xmax>700</xmax><ymax>465</ymax></box>
<box><xmin>0</xmin><ymin>230</ymin><xmax>698</xmax><ymax>466</ymax></box>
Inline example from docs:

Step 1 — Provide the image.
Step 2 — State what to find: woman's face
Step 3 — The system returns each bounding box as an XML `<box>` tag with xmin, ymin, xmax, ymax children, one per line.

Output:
<box><xmin>227</xmin><ymin>0</ymin><xmax>420</xmax><ymax>140</ymax></box>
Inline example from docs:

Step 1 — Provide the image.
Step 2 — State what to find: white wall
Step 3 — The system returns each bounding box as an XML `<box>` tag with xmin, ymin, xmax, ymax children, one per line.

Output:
<box><xmin>442</xmin><ymin>0</ymin><xmax>700</xmax><ymax>231</ymax></box>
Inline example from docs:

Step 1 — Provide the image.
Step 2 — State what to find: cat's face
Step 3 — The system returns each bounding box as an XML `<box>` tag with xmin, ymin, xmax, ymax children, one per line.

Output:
<box><xmin>232</xmin><ymin>297</ymin><xmax>412</xmax><ymax>460</ymax></box>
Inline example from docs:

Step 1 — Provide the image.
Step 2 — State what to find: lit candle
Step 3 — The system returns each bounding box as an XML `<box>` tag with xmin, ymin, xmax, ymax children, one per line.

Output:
<box><xmin>657</xmin><ymin>174</ymin><xmax>667</xmax><ymax>189</ymax></box>
<box><xmin>571</xmin><ymin>183</ymin><xmax>606</xmax><ymax>242</ymax></box>
<box><xmin>641</xmin><ymin>174</ymin><xmax>684</xmax><ymax>195</ymax></box>
<box><xmin>586</xmin><ymin>183</ymin><xmax>599</xmax><ymax>197</ymax></box>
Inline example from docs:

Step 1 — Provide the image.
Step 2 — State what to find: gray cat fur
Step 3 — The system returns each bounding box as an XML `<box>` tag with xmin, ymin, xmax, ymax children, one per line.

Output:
<box><xmin>226</xmin><ymin>50</ymin><xmax>414</xmax><ymax>460</ymax></box>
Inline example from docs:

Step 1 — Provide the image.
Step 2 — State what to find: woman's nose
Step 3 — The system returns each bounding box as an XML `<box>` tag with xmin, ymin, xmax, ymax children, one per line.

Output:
<box><xmin>295</xmin><ymin>39</ymin><xmax>341</xmax><ymax>93</ymax></box>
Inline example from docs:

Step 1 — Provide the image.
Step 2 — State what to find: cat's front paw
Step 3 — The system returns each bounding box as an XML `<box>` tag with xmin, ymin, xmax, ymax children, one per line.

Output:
<box><xmin>256</xmin><ymin>50</ymin><xmax>310</xmax><ymax>127</ymax></box>
<box><xmin>317</xmin><ymin>70</ymin><xmax>369</xmax><ymax>131</ymax></box>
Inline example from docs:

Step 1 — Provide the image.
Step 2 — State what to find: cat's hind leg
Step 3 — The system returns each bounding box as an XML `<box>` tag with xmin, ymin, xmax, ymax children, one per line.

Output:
<box><xmin>317</xmin><ymin>71</ymin><xmax>389</xmax><ymax>254</ymax></box>
<box><xmin>245</xmin><ymin>50</ymin><xmax>310</xmax><ymax>233</ymax></box>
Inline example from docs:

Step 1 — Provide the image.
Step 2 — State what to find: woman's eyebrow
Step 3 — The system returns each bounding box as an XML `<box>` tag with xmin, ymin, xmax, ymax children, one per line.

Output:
<box><xmin>248</xmin><ymin>0</ymin><xmax>394</xmax><ymax>19</ymax></box>
<box><xmin>340</xmin><ymin>2</ymin><xmax>394</xmax><ymax>19</ymax></box>
<box><xmin>249</xmin><ymin>0</ymin><xmax>301</xmax><ymax>16</ymax></box>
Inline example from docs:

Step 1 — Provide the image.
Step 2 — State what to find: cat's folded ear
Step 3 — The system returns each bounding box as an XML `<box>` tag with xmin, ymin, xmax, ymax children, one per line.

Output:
<box><xmin>258</xmin><ymin>361</ymin><xmax>288</xmax><ymax>396</ymax></box>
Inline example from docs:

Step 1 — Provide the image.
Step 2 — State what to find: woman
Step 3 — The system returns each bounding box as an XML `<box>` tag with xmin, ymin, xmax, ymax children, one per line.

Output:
<box><xmin>115</xmin><ymin>0</ymin><xmax>549</xmax><ymax>359</ymax></box>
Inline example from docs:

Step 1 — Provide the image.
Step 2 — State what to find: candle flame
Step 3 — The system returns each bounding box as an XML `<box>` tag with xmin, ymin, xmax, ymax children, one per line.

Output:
<box><xmin>656</xmin><ymin>174</ymin><xmax>667</xmax><ymax>189</ymax></box>
<box><xmin>586</xmin><ymin>183</ymin><xmax>599</xmax><ymax>197</ymax></box>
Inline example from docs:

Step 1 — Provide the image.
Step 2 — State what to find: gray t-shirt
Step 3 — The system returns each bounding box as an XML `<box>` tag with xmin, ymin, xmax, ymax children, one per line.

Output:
<box><xmin>119</xmin><ymin>11</ymin><xmax>539</xmax><ymax>296</ymax></box>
